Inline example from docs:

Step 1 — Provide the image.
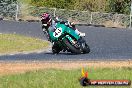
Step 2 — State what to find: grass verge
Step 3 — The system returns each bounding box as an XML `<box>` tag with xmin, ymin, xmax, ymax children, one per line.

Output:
<box><xmin>0</xmin><ymin>67</ymin><xmax>131</xmax><ymax>88</ymax></box>
<box><xmin>0</xmin><ymin>34</ymin><xmax>49</xmax><ymax>54</ymax></box>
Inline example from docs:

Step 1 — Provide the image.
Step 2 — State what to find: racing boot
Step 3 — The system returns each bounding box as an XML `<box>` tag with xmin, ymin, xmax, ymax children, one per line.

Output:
<box><xmin>75</xmin><ymin>29</ymin><xmax>85</xmax><ymax>37</ymax></box>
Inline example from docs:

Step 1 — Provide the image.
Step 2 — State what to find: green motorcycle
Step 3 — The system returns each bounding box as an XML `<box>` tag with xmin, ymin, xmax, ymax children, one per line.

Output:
<box><xmin>46</xmin><ymin>22</ymin><xmax>90</xmax><ymax>54</ymax></box>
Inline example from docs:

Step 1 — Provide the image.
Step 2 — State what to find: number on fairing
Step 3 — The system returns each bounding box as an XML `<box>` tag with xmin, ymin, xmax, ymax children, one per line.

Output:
<box><xmin>53</xmin><ymin>27</ymin><xmax>62</xmax><ymax>37</ymax></box>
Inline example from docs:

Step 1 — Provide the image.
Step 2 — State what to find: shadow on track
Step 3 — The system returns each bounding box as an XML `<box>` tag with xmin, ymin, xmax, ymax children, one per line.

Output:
<box><xmin>45</xmin><ymin>52</ymin><xmax>82</xmax><ymax>55</ymax></box>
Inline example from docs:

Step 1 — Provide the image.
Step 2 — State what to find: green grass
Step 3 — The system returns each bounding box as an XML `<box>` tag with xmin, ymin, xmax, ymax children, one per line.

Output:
<box><xmin>0</xmin><ymin>34</ymin><xmax>49</xmax><ymax>54</ymax></box>
<box><xmin>0</xmin><ymin>67</ymin><xmax>131</xmax><ymax>88</ymax></box>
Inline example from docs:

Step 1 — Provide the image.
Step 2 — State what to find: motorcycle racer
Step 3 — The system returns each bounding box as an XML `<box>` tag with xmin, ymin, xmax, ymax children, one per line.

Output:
<box><xmin>41</xmin><ymin>13</ymin><xmax>90</xmax><ymax>54</ymax></box>
<box><xmin>41</xmin><ymin>13</ymin><xmax>85</xmax><ymax>41</ymax></box>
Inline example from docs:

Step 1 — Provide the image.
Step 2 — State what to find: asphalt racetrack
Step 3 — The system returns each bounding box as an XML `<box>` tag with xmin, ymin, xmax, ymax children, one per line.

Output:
<box><xmin>0</xmin><ymin>20</ymin><xmax>132</xmax><ymax>61</ymax></box>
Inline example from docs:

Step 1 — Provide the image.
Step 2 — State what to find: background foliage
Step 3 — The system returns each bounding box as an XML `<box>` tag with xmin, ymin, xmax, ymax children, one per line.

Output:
<box><xmin>107</xmin><ymin>0</ymin><xmax>130</xmax><ymax>14</ymax></box>
<box><xmin>0</xmin><ymin>0</ymin><xmax>131</xmax><ymax>14</ymax></box>
<box><xmin>30</xmin><ymin>0</ymin><xmax>131</xmax><ymax>14</ymax></box>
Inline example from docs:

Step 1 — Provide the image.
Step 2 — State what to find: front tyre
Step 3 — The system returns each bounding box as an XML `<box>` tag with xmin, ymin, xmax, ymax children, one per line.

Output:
<box><xmin>52</xmin><ymin>43</ymin><xmax>61</xmax><ymax>54</ymax></box>
<box><xmin>63</xmin><ymin>38</ymin><xmax>82</xmax><ymax>54</ymax></box>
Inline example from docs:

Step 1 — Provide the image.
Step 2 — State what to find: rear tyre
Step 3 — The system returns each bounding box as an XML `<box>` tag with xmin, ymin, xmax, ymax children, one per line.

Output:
<box><xmin>52</xmin><ymin>43</ymin><xmax>61</xmax><ymax>54</ymax></box>
<box><xmin>52</xmin><ymin>47</ymin><xmax>60</xmax><ymax>54</ymax></box>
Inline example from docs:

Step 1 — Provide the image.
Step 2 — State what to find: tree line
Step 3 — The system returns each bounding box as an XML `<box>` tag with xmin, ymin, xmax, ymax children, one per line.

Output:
<box><xmin>0</xmin><ymin>0</ymin><xmax>131</xmax><ymax>14</ymax></box>
<box><xmin>30</xmin><ymin>0</ymin><xmax>131</xmax><ymax>14</ymax></box>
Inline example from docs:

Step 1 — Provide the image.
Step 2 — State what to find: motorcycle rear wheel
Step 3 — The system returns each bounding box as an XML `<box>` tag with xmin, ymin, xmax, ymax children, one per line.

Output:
<box><xmin>52</xmin><ymin>43</ymin><xmax>61</xmax><ymax>54</ymax></box>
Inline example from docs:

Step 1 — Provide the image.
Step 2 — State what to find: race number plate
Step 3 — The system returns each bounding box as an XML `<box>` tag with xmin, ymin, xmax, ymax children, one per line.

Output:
<box><xmin>53</xmin><ymin>27</ymin><xmax>62</xmax><ymax>37</ymax></box>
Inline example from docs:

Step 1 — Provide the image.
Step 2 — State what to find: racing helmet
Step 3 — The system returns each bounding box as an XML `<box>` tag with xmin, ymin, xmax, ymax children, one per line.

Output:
<box><xmin>41</xmin><ymin>13</ymin><xmax>52</xmax><ymax>25</ymax></box>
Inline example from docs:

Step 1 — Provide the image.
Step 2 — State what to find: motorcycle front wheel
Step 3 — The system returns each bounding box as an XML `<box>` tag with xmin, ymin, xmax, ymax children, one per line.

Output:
<box><xmin>63</xmin><ymin>38</ymin><xmax>82</xmax><ymax>54</ymax></box>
